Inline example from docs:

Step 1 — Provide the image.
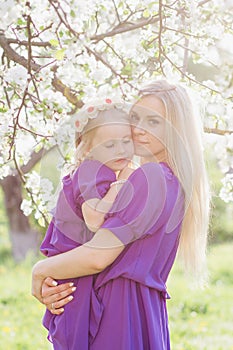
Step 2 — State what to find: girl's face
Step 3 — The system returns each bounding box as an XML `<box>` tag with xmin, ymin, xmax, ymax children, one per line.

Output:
<box><xmin>88</xmin><ymin>123</ymin><xmax>134</xmax><ymax>172</ymax></box>
<box><xmin>129</xmin><ymin>95</ymin><xmax>167</xmax><ymax>162</ymax></box>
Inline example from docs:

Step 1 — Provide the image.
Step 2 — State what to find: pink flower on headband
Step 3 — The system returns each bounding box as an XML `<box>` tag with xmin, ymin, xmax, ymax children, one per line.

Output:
<box><xmin>87</xmin><ymin>106</ymin><xmax>94</xmax><ymax>113</ymax></box>
<box><xmin>74</xmin><ymin>97</ymin><xmax>130</xmax><ymax>133</ymax></box>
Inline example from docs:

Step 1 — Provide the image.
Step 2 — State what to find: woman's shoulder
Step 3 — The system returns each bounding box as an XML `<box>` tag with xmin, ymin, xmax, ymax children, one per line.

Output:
<box><xmin>130</xmin><ymin>162</ymin><xmax>173</xmax><ymax>181</ymax></box>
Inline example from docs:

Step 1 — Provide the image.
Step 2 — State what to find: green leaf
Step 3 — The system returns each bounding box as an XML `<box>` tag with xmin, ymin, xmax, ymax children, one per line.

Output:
<box><xmin>49</xmin><ymin>39</ymin><xmax>59</xmax><ymax>47</ymax></box>
<box><xmin>17</xmin><ymin>18</ymin><xmax>25</xmax><ymax>25</ymax></box>
<box><xmin>38</xmin><ymin>217</ymin><xmax>45</xmax><ymax>227</ymax></box>
<box><xmin>121</xmin><ymin>63</ymin><xmax>133</xmax><ymax>76</ymax></box>
<box><xmin>70</xmin><ymin>9</ymin><xmax>76</xmax><ymax>18</ymax></box>
<box><xmin>54</xmin><ymin>48</ymin><xmax>66</xmax><ymax>60</ymax></box>
<box><xmin>143</xmin><ymin>9</ymin><xmax>151</xmax><ymax>18</ymax></box>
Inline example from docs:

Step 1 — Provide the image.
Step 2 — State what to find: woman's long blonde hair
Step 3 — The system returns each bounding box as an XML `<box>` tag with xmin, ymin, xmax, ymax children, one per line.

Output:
<box><xmin>139</xmin><ymin>80</ymin><xmax>210</xmax><ymax>282</ymax></box>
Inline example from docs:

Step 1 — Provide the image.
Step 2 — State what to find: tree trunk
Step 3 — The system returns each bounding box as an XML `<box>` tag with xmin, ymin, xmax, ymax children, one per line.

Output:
<box><xmin>1</xmin><ymin>174</ymin><xmax>41</xmax><ymax>262</ymax></box>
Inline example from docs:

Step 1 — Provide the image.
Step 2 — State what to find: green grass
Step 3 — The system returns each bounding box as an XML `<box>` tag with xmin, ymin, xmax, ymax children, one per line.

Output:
<box><xmin>0</xmin><ymin>192</ymin><xmax>49</xmax><ymax>350</ymax></box>
<box><xmin>0</xmin><ymin>239</ymin><xmax>232</xmax><ymax>349</ymax></box>
<box><xmin>0</xmin><ymin>184</ymin><xmax>232</xmax><ymax>350</ymax></box>
<box><xmin>1</xmin><ymin>149</ymin><xmax>232</xmax><ymax>349</ymax></box>
<box><xmin>167</xmin><ymin>243</ymin><xmax>233</xmax><ymax>350</ymax></box>
<box><xmin>0</xmin><ymin>255</ymin><xmax>49</xmax><ymax>349</ymax></box>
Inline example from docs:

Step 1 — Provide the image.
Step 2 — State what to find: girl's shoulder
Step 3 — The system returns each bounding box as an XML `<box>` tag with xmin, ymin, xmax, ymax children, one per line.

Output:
<box><xmin>71</xmin><ymin>159</ymin><xmax>116</xmax><ymax>182</ymax></box>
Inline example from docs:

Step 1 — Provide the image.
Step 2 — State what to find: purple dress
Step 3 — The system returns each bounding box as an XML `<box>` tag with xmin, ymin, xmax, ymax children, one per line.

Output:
<box><xmin>40</xmin><ymin>159</ymin><xmax>116</xmax><ymax>349</ymax></box>
<box><xmin>41</xmin><ymin>161</ymin><xmax>184</xmax><ymax>350</ymax></box>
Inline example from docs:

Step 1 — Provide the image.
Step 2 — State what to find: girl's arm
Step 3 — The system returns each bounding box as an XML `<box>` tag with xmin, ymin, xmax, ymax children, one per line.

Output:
<box><xmin>32</xmin><ymin>228</ymin><xmax>124</xmax><ymax>302</ymax></box>
<box><xmin>82</xmin><ymin>167</ymin><xmax>134</xmax><ymax>232</ymax></box>
<box><xmin>82</xmin><ymin>181</ymin><xmax>124</xmax><ymax>232</ymax></box>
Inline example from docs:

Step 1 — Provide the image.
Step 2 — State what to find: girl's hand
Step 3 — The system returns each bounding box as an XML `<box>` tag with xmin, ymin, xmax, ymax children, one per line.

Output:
<box><xmin>118</xmin><ymin>167</ymin><xmax>134</xmax><ymax>180</ymax></box>
<box><xmin>41</xmin><ymin>277</ymin><xmax>76</xmax><ymax>315</ymax></box>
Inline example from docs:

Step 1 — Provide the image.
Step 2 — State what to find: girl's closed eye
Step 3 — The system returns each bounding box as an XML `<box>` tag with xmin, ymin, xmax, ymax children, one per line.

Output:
<box><xmin>105</xmin><ymin>142</ymin><xmax>115</xmax><ymax>149</ymax></box>
<box><xmin>123</xmin><ymin>138</ymin><xmax>132</xmax><ymax>144</ymax></box>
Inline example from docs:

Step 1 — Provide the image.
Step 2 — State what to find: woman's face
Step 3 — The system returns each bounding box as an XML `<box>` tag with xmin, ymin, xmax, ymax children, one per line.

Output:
<box><xmin>129</xmin><ymin>95</ymin><xmax>166</xmax><ymax>162</ymax></box>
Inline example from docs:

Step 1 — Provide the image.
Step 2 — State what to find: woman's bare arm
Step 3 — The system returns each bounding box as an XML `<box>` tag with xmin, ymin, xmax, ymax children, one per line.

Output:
<box><xmin>32</xmin><ymin>228</ymin><xmax>124</xmax><ymax>302</ymax></box>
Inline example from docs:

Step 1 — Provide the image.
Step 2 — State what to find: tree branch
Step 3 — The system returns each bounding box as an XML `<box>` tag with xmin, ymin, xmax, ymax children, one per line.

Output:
<box><xmin>84</xmin><ymin>45</ymin><xmax>136</xmax><ymax>91</ymax></box>
<box><xmin>0</xmin><ymin>32</ymin><xmax>41</xmax><ymax>71</ymax></box>
<box><xmin>12</xmin><ymin>149</ymin><xmax>50</xmax><ymax>226</ymax></box>
<box><xmin>112</xmin><ymin>0</ymin><xmax>121</xmax><ymax>23</ymax></box>
<box><xmin>90</xmin><ymin>15</ymin><xmax>160</xmax><ymax>42</ymax></box>
<box><xmin>27</xmin><ymin>14</ymin><xmax>32</xmax><ymax>75</ymax></box>
<box><xmin>0</xmin><ymin>32</ymin><xmax>83</xmax><ymax>108</ymax></box>
<box><xmin>5</xmin><ymin>38</ymin><xmax>51</xmax><ymax>47</ymax></box>
<box><xmin>48</xmin><ymin>0</ymin><xmax>81</xmax><ymax>38</ymax></box>
<box><xmin>198</xmin><ymin>0</ymin><xmax>212</xmax><ymax>7</ymax></box>
<box><xmin>204</xmin><ymin>127</ymin><xmax>233</xmax><ymax>136</ymax></box>
<box><xmin>8</xmin><ymin>83</ymin><xmax>29</xmax><ymax>160</ymax></box>
<box><xmin>158</xmin><ymin>0</ymin><xmax>165</xmax><ymax>74</ymax></box>
<box><xmin>21</xmin><ymin>146</ymin><xmax>57</xmax><ymax>174</ymax></box>
<box><xmin>164</xmin><ymin>26</ymin><xmax>206</xmax><ymax>39</ymax></box>
<box><xmin>180</xmin><ymin>11</ymin><xmax>189</xmax><ymax>77</ymax></box>
<box><xmin>162</xmin><ymin>49</ymin><xmax>222</xmax><ymax>95</ymax></box>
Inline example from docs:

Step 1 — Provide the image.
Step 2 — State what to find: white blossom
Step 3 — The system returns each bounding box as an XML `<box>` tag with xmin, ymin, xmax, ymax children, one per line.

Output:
<box><xmin>4</xmin><ymin>66</ymin><xmax>29</xmax><ymax>88</ymax></box>
<box><xmin>0</xmin><ymin>0</ymin><xmax>20</xmax><ymax>29</ymax></box>
<box><xmin>20</xmin><ymin>199</ymin><xmax>33</xmax><ymax>216</ymax></box>
<box><xmin>0</xmin><ymin>163</ymin><xmax>11</xmax><ymax>179</ymax></box>
<box><xmin>220</xmin><ymin>174</ymin><xmax>233</xmax><ymax>203</ymax></box>
<box><xmin>0</xmin><ymin>0</ymin><xmax>232</xmax><ymax>219</ymax></box>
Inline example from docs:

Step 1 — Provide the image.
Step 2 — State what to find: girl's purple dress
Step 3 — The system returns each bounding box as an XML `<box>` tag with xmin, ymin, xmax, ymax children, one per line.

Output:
<box><xmin>41</xmin><ymin>160</ymin><xmax>184</xmax><ymax>350</ymax></box>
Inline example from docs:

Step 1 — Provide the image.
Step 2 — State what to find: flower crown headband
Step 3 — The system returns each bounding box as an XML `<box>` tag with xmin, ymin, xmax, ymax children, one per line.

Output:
<box><xmin>74</xmin><ymin>97</ymin><xmax>131</xmax><ymax>133</ymax></box>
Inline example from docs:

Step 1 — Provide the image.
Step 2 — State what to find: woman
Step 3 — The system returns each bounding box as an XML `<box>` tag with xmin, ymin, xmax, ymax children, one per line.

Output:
<box><xmin>32</xmin><ymin>80</ymin><xmax>210</xmax><ymax>349</ymax></box>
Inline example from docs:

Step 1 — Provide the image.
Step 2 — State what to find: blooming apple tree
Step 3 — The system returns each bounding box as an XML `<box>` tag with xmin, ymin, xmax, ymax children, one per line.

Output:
<box><xmin>0</xmin><ymin>0</ymin><xmax>232</xmax><ymax>259</ymax></box>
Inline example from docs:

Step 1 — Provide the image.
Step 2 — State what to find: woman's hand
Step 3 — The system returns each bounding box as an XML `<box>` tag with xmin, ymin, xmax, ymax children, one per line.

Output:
<box><xmin>31</xmin><ymin>260</ymin><xmax>76</xmax><ymax>315</ymax></box>
<box><xmin>41</xmin><ymin>277</ymin><xmax>76</xmax><ymax>315</ymax></box>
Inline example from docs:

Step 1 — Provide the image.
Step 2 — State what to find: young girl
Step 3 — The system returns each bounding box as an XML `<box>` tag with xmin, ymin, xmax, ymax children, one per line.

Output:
<box><xmin>32</xmin><ymin>80</ymin><xmax>210</xmax><ymax>350</ymax></box>
<box><xmin>40</xmin><ymin>98</ymin><xmax>134</xmax><ymax>348</ymax></box>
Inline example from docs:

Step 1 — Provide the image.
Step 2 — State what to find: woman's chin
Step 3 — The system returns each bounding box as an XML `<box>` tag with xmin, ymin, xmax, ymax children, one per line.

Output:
<box><xmin>134</xmin><ymin>145</ymin><xmax>152</xmax><ymax>158</ymax></box>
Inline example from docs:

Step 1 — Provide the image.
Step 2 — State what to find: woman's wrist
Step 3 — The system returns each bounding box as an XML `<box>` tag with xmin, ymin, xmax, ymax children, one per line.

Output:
<box><xmin>32</xmin><ymin>260</ymin><xmax>47</xmax><ymax>280</ymax></box>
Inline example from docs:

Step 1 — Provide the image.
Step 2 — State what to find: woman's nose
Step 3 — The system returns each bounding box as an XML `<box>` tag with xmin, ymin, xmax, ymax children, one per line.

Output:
<box><xmin>132</xmin><ymin>124</ymin><xmax>146</xmax><ymax>135</ymax></box>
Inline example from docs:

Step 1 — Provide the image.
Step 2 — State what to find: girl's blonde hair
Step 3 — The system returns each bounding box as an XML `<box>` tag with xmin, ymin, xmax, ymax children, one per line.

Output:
<box><xmin>139</xmin><ymin>80</ymin><xmax>210</xmax><ymax>282</ymax></box>
<box><xmin>74</xmin><ymin>106</ymin><xmax>130</xmax><ymax>166</ymax></box>
<box><xmin>74</xmin><ymin>128</ymin><xmax>96</xmax><ymax>166</ymax></box>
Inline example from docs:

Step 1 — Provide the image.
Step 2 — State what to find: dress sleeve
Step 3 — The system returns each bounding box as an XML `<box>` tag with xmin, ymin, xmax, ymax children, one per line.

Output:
<box><xmin>101</xmin><ymin>163</ymin><xmax>167</xmax><ymax>245</ymax></box>
<box><xmin>72</xmin><ymin>159</ymin><xmax>116</xmax><ymax>206</ymax></box>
